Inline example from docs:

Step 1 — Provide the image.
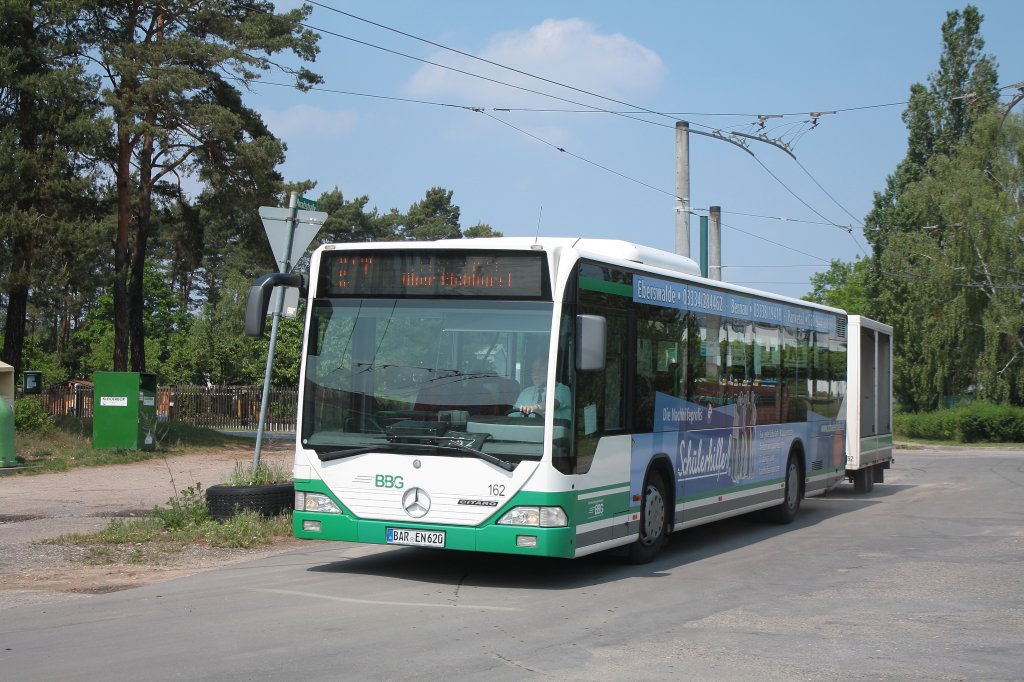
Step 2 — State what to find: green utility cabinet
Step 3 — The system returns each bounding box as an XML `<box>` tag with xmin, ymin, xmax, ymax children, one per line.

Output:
<box><xmin>93</xmin><ymin>372</ymin><xmax>158</xmax><ymax>450</ymax></box>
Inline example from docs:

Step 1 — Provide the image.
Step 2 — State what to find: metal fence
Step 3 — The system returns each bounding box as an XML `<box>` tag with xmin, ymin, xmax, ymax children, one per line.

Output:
<box><xmin>35</xmin><ymin>384</ymin><xmax>298</xmax><ymax>433</ymax></box>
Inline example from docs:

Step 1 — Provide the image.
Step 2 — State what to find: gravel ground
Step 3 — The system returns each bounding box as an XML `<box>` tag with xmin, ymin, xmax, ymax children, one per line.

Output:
<box><xmin>0</xmin><ymin>440</ymin><xmax>300</xmax><ymax>609</ymax></box>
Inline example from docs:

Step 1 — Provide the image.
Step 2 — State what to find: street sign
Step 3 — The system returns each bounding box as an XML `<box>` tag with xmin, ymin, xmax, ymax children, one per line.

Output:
<box><xmin>296</xmin><ymin>195</ymin><xmax>318</xmax><ymax>211</ymax></box>
<box><xmin>258</xmin><ymin>206</ymin><xmax>328</xmax><ymax>273</ymax></box>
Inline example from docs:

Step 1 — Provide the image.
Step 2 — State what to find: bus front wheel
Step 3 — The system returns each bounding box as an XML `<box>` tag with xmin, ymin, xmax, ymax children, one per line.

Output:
<box><xmin>626</xmin><ymin>470</ymin><xmax>668</xmax><ymax>564</ymax></box>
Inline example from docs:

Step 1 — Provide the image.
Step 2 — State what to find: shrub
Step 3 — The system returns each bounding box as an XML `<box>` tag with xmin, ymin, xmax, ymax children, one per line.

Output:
<box><xmin>14</xmin><ymin>396</ymin><xmax>52</xmax><ymax>434</ymax></box>
<box><xmin>894</xmin><ymin>403</ymin><xmax>1024</xmax><ymax>443</ymax></box>
<box><xmin>152</xmin><ymin>483</ymin><xmax>211</xmax><ymax>530</ymax></box>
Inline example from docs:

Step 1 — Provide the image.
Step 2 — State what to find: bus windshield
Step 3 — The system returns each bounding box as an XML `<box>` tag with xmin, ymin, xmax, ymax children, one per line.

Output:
<box><xmin>301</xmin><ymin>298</ymin><xmax>557</xmax><ymax>464</ymax></box>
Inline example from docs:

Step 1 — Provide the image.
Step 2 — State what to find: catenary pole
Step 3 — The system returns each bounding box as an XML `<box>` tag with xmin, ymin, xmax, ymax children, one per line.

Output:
<box><xmin>710</xmin><ymin>205</ymin><xmax>722</xmax><ymax>281</ymax></box>
<box><xmin>675</xmin><ymin>121</ymin><xmax>690</xmax><ymax>257</ymax></box>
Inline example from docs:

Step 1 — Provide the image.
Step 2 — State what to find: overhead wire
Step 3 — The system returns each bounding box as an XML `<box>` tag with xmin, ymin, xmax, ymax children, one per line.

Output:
<box><xmin>237</xmin><ymin>75</ymin><xmax>869</xmax><ymax>264</ymax></box>
<box><xmin>714</xmin><ymin>218</ymin><xmax>834</xmax><ymax>265</ymax></box>
<box><xmin>295</xmin><ymin>3</ymin><xmax>897</xmax><ymax>242</ymax></box>
<box><xmin>476</xmin><ymin>111</ymin><xmax>680</xmax><ymax>200</ymax></box>
<box><xmin>246</xmin><ymin>2</ymin><xmax>887</xmax><ymax>275</ymax></box>
<box><xmin>305</xmin><ymin>0</ymin><xmax>679</xmax><ymax>125</ymax></box>
<box><xmin>294</xmin><ymin>12</ymin><xmax>672</xmax><ymax>130</ymax></box>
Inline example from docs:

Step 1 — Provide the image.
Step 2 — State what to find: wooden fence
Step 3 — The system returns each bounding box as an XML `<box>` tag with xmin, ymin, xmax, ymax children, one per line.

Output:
<box><xmin>35</xmin><ymin>384</ymin><xmax>298</xmax><ymax>433</ymax></box>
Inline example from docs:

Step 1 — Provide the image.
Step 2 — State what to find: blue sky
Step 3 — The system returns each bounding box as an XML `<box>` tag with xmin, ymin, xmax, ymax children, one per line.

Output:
<box><xmin>249</xmin><ymin>1</ymin><xmax>1024</xmax><ymax>299</ymax></box>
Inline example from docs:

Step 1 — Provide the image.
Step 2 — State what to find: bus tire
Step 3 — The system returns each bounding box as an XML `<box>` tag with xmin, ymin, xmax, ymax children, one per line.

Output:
<box><xmin>853</xmin><ymin>466</ymin><xmax>874</xmax><ymax>493</ymax></box>
<box><xmin>764</xmin><ymin>453</ymin><xmax>802</xmax><ymax>524</ymax></box>
<box><xmin>626</xmin><ymin>470</ymin><xmax>668</xmax><ymax>564</ymax></box>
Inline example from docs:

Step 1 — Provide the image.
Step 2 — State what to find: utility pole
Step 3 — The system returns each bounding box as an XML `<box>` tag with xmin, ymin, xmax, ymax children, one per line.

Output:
<box><xmin>710</xmin><ymin>205</ymin><xmax>722</xmax><ymax>281</ymax></box>
<box><xmin>675</xmin><ymin>121</ymin><xmax>690</xmax><ymax>257</ymax></box>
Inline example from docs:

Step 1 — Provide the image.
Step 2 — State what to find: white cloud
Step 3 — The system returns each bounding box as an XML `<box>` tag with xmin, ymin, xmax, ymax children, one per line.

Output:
<box><xmin>262</xmin><ymin>105</ymin><xmax>358</xmax><ymax>141</ymax></box>
<box><xmin>405</xmin><ymin>18</ymin><xmax>665</xmax><ymax>106</ymax></box>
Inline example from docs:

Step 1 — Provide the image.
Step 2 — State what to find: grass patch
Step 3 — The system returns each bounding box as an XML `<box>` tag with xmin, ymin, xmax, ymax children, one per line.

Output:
<box><xmin>48</xmin><ymin>484</ymin><xmax>293</xmax><ymax>564</ymax></box>
<box><xmin>13</xmin><ymin>418</ymin><xmax>253</xmax><ymax>474</ymax></box>
<box><xmin>226</xmin><ymin>460</ymin><xmax>293</xmax><ymax>486</ymax></box>
<box><xmin>153</xmin><ymin>421</ymin><xmax>254</xmax><ymax>449</ymax></box>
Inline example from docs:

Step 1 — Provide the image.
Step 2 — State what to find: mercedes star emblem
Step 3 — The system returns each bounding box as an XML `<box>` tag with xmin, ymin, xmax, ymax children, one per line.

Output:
<box><xmin>402</xmin><ymin>487</ymin><xmax>430</xmax><ymax>518</ymax></box>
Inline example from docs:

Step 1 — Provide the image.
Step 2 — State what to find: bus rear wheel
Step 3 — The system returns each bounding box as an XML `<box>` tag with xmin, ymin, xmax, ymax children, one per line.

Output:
<box><xmin>626</xmin><ymin>470</ymin><xmax>668</xmax><ymax>564</ymax></box>
<box><xmin>764</xmin><ymin>454</ymin><xmax>801</xmax><ymax>524</ymax></box>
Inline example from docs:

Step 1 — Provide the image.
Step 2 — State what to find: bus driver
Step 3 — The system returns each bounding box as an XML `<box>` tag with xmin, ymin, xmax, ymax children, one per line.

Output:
<box><xmin>514</xmin><ymin>357</ymin><xmax>571</xmax><ymax>420</ymax></box>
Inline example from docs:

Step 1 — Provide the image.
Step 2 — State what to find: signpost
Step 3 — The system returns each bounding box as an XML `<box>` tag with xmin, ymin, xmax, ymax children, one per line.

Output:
<box><xmin>252</xmin><ymin>192</ymin><xmax>327</xmax><ymax>470</ymax></box>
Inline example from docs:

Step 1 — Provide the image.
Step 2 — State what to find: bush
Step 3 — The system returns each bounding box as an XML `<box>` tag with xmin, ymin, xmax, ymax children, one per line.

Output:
<box><xmin>152</xmin><ymin>483</ymin><xmax>211</xmax><ymax>530</ymax></box>
<box><xmin>14</xmin><ymin>396</ymin><xmax>52</xmax><ymax>434</ymax></box>
<box><xmin>894</xmin><ymin>402</ymin><xmax>1024</xmax><ymax>443</ymax></box>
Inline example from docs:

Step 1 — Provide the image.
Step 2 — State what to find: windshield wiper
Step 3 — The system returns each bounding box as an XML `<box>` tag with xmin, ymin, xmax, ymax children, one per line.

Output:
<box><xmin>317</xmin><ymin>437</ymin><xmax>515</xmax><ymax>471</ymax></box>
<box><xmin>316</xmin><ymin>445</ymin><xmax>396</xmax><ymax>461</ymax></box>
<box><xmin>436</xmin><ymin>439</ymin><xmax>515</xmax><ymax>472</ymax></box>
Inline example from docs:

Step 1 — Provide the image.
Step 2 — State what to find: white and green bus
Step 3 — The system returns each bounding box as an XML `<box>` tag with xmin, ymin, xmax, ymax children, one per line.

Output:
<box><xmin>246</xmin><ymin>237</ymin><xmax>891</xmax><ymax>562</ymax></box>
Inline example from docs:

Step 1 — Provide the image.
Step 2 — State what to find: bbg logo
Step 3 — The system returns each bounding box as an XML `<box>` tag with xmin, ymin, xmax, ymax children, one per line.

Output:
<box><xmin>375</xmin><ymin>474</ymin><xmax>404</xmax><ymax>489</ymax></box>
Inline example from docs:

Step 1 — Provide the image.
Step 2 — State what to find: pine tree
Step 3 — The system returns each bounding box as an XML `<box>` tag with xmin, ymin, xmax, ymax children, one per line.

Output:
<box><xmin>0</xmin><ymin>1</ymin><xmax>106</xmax><ymax>378</ymax></box>
<box><xmin>70</xmin><ymin>0</ymin><xmax>321</xmax><ymax>371</ymax></box>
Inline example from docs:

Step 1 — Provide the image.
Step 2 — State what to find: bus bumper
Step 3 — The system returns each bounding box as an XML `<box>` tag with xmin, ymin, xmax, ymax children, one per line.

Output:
<box><xmin>293</xmin><ymin>511</ymin><xmax>577</xmax><ymax>558</ymax></box>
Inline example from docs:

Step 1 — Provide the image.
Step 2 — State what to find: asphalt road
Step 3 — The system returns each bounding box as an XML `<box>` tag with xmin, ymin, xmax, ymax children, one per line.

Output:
<box><xmin>1</xmin><ymin>447</ymin><xmax>1021</xmax><ymax>681</ymax></box>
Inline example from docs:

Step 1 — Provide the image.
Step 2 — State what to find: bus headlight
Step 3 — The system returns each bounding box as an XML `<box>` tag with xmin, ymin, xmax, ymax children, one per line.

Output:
<box><xmin>497</xmin><ymin>506</ymin><xmax>567</xmax><ymax>528</ymax></box>
<box><xmin>296</xmin><ymin>491</ymin><xmax>342</xmax><ymax>514</ymax></box>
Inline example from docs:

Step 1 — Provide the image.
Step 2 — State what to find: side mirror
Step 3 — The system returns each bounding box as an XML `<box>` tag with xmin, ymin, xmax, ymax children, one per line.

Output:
<box><xmin>244</xmin><ymin>272</ymin><xmax>308</xmax><ymax>337</ymax></box>
<box><xmin>576</xmin><ymin>314</ymin><xmax>606</xmax><ymax>371</ymax></box>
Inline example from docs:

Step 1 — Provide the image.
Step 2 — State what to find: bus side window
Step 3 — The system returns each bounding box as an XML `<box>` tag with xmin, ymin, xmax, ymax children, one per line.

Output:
<box><xmin>688</xmin><ymin>311</ymin><xmax>723</xmax><ymax>408</ymax></box>
<box><xmin>635</xmin><ymin>305</ymin><xmax>683</xmax><ymax>432</ymax></box>
<box><xmin>782</xmin><ymin>326</ymin><xmax>810</xmax><ymax>422</ymax></box>
<box><xmin>753</xmin><ymin>323</ymin><xmax>783</xmax><ymax>425</ymax></box>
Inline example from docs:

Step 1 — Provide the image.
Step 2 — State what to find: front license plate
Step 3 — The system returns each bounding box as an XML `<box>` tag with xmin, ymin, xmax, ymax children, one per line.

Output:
<box><xmin>386</xmin><ymin>527</ymin><xmax>446</xmax><ymax>548</ymax></box>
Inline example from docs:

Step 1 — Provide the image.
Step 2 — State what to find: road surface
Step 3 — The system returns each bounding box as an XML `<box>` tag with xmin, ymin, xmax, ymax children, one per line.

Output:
<box><xmin>1</xmin><ymin>446</ymin><xmax>1021</xmax><ymax>681</ymax></box>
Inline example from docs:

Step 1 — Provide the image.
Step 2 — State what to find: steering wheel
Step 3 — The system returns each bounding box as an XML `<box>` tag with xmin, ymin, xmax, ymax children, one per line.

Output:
<box><xmin>506</xmin><ymin>409</ymin><xmax>540</xmax><ymax>419</ymax></box>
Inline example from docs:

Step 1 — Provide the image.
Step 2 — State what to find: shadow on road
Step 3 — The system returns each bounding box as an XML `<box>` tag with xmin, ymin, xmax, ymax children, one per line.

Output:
<box><xmin>304</xmin><ymin>481</ymin><xmax>913</xmax><ymax>590</ymax></box>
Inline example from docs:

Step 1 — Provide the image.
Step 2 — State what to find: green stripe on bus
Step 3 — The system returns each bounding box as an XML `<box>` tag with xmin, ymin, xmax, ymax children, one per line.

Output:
<box><xmin>579</xmin><ymin>276</ymin><xmax>632</xmax><ymax>297</ymax></box>
<box><xmin>860</xmin><ymin>433</ymin><xmax>893</xmax><ymax>453</ymax></box>
<box><xmin>577</xmin><ymin>481</ymin><xmax>631</xmax><ymax>496</ymax></box>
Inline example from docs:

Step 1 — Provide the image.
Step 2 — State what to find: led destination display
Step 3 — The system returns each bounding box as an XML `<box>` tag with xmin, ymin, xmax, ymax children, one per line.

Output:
<box><xmin>319</xmin><ymin>250</ymin><xmax>549</xmax><ymax>298</ymax></box>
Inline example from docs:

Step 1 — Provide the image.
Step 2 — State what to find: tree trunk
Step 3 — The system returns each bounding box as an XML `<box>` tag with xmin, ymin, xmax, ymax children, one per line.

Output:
<box><xmin>129</xmin><ymin>208</ymin><xmax>148</xmax><ymax>372</ymax></box>
<box><xmin>114</xmin><ymin>126</ymin><xmax>133</xmax><ymax>372</ymax></box>
<box><xmin>0</xmin><ymin>284</ymin><xmax>28</xmax><ymax>378</ymax></box>
<box><xmin>130</xmin><ymin>141</ymin><xmax>153</xmax><ymax>373</ymax></box>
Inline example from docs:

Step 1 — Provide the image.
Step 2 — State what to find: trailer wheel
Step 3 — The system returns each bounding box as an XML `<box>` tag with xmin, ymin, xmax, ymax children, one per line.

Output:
<box><xmin>626</xmin><ymin>470</ymin><xmax>668</xmax><ymax>564</ymax></box>
<box><xmin>853</xmin><ymin>466</ymin><xmax>874</xmax><ymax>493</ymax></box>
<box><xmin>764</xmin><ymin>453</ymin><xmax>802</xmax><ymax>524</ymax></box>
